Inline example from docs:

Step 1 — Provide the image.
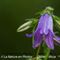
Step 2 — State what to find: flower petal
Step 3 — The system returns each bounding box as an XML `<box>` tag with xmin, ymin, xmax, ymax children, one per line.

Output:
<box><xmin>25</xmin><ymin>34</ymin><xmax>32</xmax><ymax>38</ymax></box>
<box><xmin>45</xmin><ymin>30</ymin><xmax>54</xmax><ymax>49</ymax></box>
<box><xmin>53</xmin><ymin>36</ymin><xmax>60</xmax><ymax>43</ymax></box>
<box><xmin>39</xmin><ymin>14</ymin><xmax>49</xmax><ymax>34</ymax></box>
<box><xmin>47</xmin><ymin>15</ymin><xmax>53</xmax><ymax>32</ymax></box>
<box><xmin>33</xmin><ymin>29</ymin><xmax>42</xmax><ymax>48</ymax></box>
<box><xmin>35</xmin><ymin>14</ymin><xmax>44</xmax><ymax>32</ymax></box>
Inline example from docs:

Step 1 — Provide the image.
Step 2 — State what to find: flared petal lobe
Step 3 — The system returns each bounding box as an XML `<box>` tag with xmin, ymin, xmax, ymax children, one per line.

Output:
<box><xmin>45</xmin><ymin>30</ymin><xmax>54</xmax><ymax>49</ymax></box>
<box><xmin>33</xmin><ymin>29</ymin><xmax>42</xmax><ymax>48</ymax></box>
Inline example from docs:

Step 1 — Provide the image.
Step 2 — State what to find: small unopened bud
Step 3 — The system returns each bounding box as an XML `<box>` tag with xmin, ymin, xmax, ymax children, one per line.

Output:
<box><xmin>17</xmin><ymin>21</ymin><xmax>32</xmax><ymax>32</ymax></box>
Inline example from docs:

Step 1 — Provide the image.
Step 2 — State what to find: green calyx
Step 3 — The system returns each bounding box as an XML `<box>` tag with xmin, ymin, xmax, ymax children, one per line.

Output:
<box><xmin>41</xmin><ymin>6</ymin><xmax>54</xmax><ymax>15</ymax></box>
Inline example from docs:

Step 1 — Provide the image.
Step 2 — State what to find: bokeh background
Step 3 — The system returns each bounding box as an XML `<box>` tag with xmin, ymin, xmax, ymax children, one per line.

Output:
<box><xmin>0</xmin><ymin>0</ymin><xmax>60</xmax><ymax>60</ymax></box>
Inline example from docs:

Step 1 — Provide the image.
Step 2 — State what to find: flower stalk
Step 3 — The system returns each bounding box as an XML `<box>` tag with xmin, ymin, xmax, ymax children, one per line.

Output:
<box><xmin>36</xmin><ymin>46</ymin><xmax>41</xmax><ymax>60</ymax></box>
<box><xmin>44</xmin><ymin>48</ymin><xmax>50</xmax><ymax>60</ymax></box>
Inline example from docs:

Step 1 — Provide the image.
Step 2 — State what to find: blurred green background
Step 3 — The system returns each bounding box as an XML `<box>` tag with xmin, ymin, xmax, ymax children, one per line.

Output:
<box><xmin>0</xmin><ymin>0</ymin><xmax>60</xmax><ymax>58</ymax></box>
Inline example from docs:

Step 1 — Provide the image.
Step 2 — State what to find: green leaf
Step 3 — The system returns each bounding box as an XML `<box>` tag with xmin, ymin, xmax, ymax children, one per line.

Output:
<box><xmin>17</xmin><ymin>18</ymin><xmax>38</xmax><ymax>32</ymax></box>
<box><xmin>53</xmin><ymin>15</ymin><xmax>60</xmax><ymax>32</ymax></box>
<box><xmin>53</xmin><ymin>15</ymin><xmax>60</xmax><ymax>26</ymax></box>
<box><xmin>17</xmin><ymin>20</ymin><xmax>32</xmax><ymax>32</ymax></box>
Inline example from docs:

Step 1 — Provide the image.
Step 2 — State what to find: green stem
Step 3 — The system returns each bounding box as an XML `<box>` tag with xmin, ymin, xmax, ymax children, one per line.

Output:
<box><xmin>36</xmin><ymin>46</ymin><xmax>40</xmax><ymax>60</ymax></box>
<box><xmin>44</xmin><ymin>48</ymin><xmax>50</xmax><ymax>60</ymax></box>
<box><xmin>32</xmin><ymin>46</ymin><xmax>41</xmax><ymax>60</ymax></box>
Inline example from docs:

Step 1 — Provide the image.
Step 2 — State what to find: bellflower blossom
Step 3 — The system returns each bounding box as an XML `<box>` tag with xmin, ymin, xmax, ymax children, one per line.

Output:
<box><xmin>26</xmin><ymin>13</ymin><xmax>60</xmax><ymax>49</ymax></box>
